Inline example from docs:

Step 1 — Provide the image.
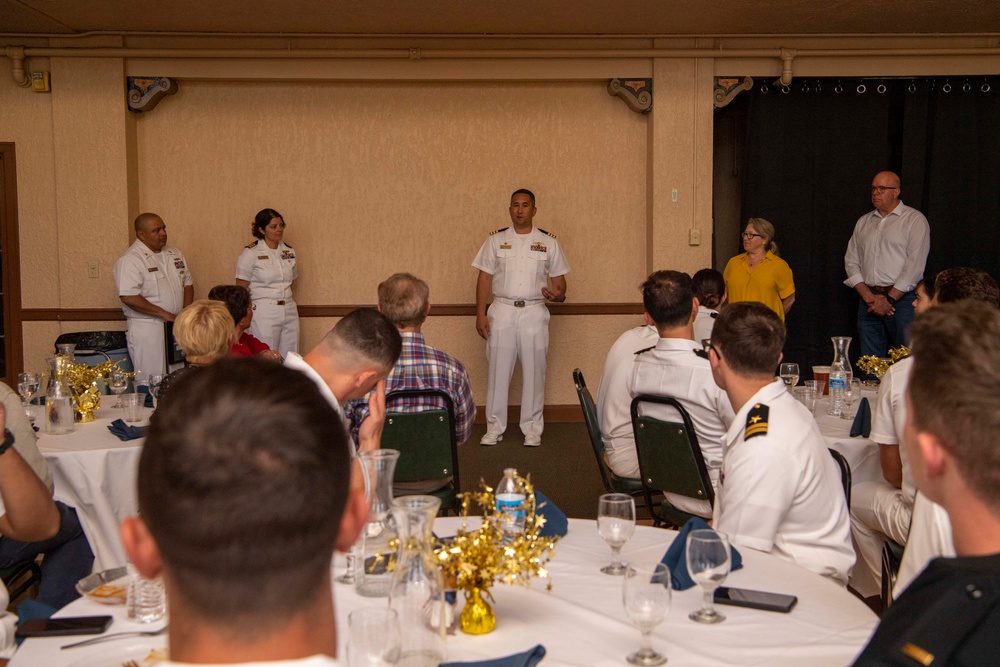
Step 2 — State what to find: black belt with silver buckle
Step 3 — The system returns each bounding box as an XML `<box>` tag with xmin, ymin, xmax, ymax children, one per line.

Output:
<box><xmin>868</xmin><ymin>286</ymin><xmax>893</xmax><ymax>294</ymax></box>
<box><xmin>275</xmin><ymin>300</ymin><xmax>286</xmax><ymax>305</ymax></box>
<box><xmin>514</xmin><ymin>300</ymin><xmax>525</xmax><ymax>308</ymax></box>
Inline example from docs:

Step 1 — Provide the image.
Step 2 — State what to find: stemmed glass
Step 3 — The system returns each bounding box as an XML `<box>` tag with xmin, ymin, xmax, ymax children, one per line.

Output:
<box><xmin>147</xmin><ymin>374</ymin><xmax>164</xmax><ymax>409</ymax></box>
<box><xmin>598</xmin><ymin>493</ymin><xmax>635</xmax><ymax>575</ymax></box>
<box><xmin>779</xmin><ymin>363</ymin><xmax>800</xmax><ymax>391</ymax></box>
<box><xmin>346</xmin><ymin>608</ymin><xmax>401</xmax><ymax>667</ymax></box>
<box><xmin>840</xmin><ymin>379</ymin><xmax>861</xmax><ymax>420</ymax></box>
<box><xmin>623</xmin><ymin>562</ymin><xmax>671</xmax><ymax>666</ymax></box>
<box><xmin>686</xmin><ymin>529</ymin><xmax>731</xmax><ymax>624</ymax></box>
<box><xmin>16</xmin><ymin>372</ymin><xmax>40</xmax><ymax>422</ymax></box>
<box><xmin>108</xmin><ymin>370</ymin><xmax>129</xmax><ymax>408</ymax></box>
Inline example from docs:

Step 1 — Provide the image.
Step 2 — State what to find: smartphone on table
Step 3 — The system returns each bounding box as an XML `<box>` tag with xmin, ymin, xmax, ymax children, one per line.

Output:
<box><xmin>714</xmin><ymin>586</ymin><xmax>798</xmax><ymax>613</ymax></box>
<box><xmin>16</xmin><ymin>615</ymin><xmax>113</xmax><ymax>638</ymax></box>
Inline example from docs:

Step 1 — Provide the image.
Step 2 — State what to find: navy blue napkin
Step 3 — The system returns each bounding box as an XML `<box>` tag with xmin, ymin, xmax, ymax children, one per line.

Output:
<box><xmin>850</xmin><ymin>397</ymin><xmax>871</xmax><ymax>438</ymax></box>
<box><xmin>660</xmin><ymin>518</ymin><xmax>743</xmax><ymax>591</ymax></box>
<box><xmin>107</xmin><ymin>418</ymin><xmax>147</xmax><ymax>441</ymax></box>
<box><xmin>534</xmin><ymin>491</ymin><xmax>568</xmax><ymax>538</ymax></box>
<box><xmin>440</xmin><ymin>644</ymin><xmax>546</xmax><ymax>667</ymax></box>
<box><xmin>136</xmin><ymin>386</ymin><xmax>155</xmax><ymax>407</ymax></box>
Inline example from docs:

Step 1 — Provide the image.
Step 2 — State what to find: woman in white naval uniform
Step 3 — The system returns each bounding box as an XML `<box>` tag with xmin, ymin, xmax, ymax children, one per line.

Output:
<box><xmin>235</xmin><ymin>208</ymin><xmax>299</xmax><ymax>356</ymax></box>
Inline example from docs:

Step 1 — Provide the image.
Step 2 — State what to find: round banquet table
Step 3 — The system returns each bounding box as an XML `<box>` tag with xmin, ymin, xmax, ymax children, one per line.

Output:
<box><xmin>34</xmin><ymin>403</ymin><xmax>148</xmax><ymax>572</ymax></box>
<box><xmin>813</xmin><ymin>388</ymin><xmax>882</xmax><ymax>487</ymax></box>
<box><xmin>11</xmin><ymin>518</ymin><xmax>878</xmax><ymax>667</ymax></box>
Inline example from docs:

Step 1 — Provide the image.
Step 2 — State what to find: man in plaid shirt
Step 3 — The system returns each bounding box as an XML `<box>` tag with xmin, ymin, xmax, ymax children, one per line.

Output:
<box><xmin>347</xmin><ymin>273</ymin><xmax>475</xmax><ymax>448</ymax></box>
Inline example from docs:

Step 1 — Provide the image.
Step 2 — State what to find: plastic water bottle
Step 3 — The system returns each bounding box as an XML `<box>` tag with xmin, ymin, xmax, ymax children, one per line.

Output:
<box><xmin>495</xmin><ymin>468</ymin><xmax>526</xmax><ymax>543</ymax></box>
<box><xmin>828</xmin><ymin>368</ymin><xmax>847</xmax><ymax>417</ymax></box>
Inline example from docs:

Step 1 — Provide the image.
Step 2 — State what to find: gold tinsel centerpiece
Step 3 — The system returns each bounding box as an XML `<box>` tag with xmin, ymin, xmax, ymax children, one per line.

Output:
<box><xmin>63</xmin><ymin>359</ymin><xmax>133</xmax><ymax>422</ymax></box>
<box><xmin>856</xmin><ymin>346</ymin><xmax>910</xmax><ymax>379</ymax></box>
<box><xmin>435</xmin><ymin>474</ymin><xmax>559</xmax><ymax>634</ymax></box>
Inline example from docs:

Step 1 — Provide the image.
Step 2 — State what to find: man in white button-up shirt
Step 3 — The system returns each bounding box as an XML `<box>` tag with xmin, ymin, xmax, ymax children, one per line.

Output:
<box><xmin>844</xmin><ymin>171</ymin><xmax>930</xmax><ymax>362</ymax></box>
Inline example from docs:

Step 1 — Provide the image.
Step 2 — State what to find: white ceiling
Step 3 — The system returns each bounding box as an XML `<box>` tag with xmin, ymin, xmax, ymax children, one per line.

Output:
<box><xmin>2</xmin><ymin>0</ymin><xmax>999</xmax><ymax>37</ymax></box>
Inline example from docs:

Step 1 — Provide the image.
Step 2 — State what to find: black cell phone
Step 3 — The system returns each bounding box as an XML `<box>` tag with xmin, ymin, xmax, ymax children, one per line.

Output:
<box><xmin>713</xmin><ymin>586</ymin><xmax>798</xmax><ymax>613</ymax></box>
<box><xmin>16</xmin><ymin>615</ymin><xmax>113</xmax><ymax>638</ymax></box>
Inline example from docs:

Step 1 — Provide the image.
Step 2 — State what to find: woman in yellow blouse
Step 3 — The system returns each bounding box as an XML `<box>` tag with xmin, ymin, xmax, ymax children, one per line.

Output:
<box><xmin>723</xmin><ymin>218</ymin><xmax>795</xmax><ymax>320</ymax></box>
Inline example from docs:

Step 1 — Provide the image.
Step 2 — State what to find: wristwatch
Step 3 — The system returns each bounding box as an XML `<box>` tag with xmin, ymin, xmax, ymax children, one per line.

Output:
<box><xmin>886</xmin><ymin>294</ymin><xmax>898</xmax><ymax>306</ymax></box>
<box><xmin>0</xmin><ymin>429</ymin><xmax>14</xmax><ymax>456</ymax></box>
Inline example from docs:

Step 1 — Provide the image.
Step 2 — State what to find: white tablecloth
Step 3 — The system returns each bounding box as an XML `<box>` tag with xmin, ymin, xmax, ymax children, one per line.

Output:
<box><xmin>814</xmin><ymin>389</ymin><xmax>882</xmax><ymax>487</ymax></box>
<box><xmin>12</xmin><ymin>518</ymin><xmax>878</xmax><ymax>667</ymax></box>
<box><xmin>35</xmin><ymin>406</ymin><xmax>147</xmax><ymax>571</ymax></box>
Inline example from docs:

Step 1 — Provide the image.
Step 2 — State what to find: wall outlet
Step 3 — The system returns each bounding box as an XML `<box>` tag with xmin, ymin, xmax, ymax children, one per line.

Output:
<box><xmin>689</xmin><ymin>229</ymin><xmax>701</xmax><ymax>245</ymax></box>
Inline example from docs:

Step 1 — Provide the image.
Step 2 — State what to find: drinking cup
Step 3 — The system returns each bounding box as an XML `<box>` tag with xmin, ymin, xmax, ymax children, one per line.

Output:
<box><xmin>122</xmin><ymin>393</ymin><xmax>144</xmax><ymax>423</ymax></box>
<box><xmin>812</xmin><ymin>366</ymin><xmax>831</xmax><ymax>395</ymax></box>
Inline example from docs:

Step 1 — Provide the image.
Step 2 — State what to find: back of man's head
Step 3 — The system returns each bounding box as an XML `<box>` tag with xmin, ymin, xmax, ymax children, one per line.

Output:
<box><xmin>137</xmin><ymin>358</ymin><xmax>352</xmax><ymax>632</ymax></box>
<box><xmin>933</xmin><ymin>267</ymin><xmax>1000</xmax><ymax>307</ymax></box>
<box><xmin>909</xmin><ymin>302</ymin><xmax>1000</xmax><ymax>513</ymax></box>
<box><xmin>378</xmin><ymin>273</ymin><xmax>430</xmax><ymax>329</ymax></box>
<box><xmin>692</xmin><ymin>269</ymin><xmax>726</xmax><ymax>310</ymax></box>
<box><xmin>711</xmin><ymin>302</ymin><xmax>785</xmax><ymax>378</ymax></box>
<box><xmin>641</xmin><ymin>270</ymin><xmax>695</xmax><ymax>328</ymax></box>
<box><xmin>319</xmin><ymin>307</ymin><xmax>403</xmax><ymax>374</ymax></box>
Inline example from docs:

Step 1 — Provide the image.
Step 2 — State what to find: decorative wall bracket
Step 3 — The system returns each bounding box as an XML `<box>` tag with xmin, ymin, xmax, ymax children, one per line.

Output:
<box><xmin>608</xmin><ymin>78</ymin><xmax>652</xmax><ymax>114</ymax></box>
<box><xmin>714</xmin><ymin>77</ymin><xmax>753</xmax><ymax>108</ymax></box>
<box><xmin>127</xmin><ymin>76</ymin><xmax>178</xmax><ymax>113</ymax></box>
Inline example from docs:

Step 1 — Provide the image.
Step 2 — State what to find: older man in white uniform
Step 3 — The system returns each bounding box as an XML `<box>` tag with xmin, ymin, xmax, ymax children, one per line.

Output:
<box><xmin>113</xmin><ymin>213</ymin><xmax>193</xmax><ymax>377</ymax></box>
<box><xmin>474</xmin><ymin>189</ymin><xmax>569</xmax><ymax>447</ymax></box>
<box><xmin>709</xmin><ymin>302</ymin><xmax>855</xmax><ymax>584</ymax></box>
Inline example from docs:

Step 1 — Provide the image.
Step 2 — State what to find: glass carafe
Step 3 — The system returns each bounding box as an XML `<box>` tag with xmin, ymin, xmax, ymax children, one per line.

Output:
<box><xmin>828</xmin><ymin>336</ymin><xmax>852</xmax><ymax>416</ymax></box>
<box><xmin>389</xmin><ymin>495</ymin><xmax>447</xmax><ymax>667</ymax></box>
<box><xmin>45</xmin><ymin>356</ymin><xmax>75</xmax><ymax>435</ymax></box>
<box><xmin>356</xmin><ymin>449</ymin><xmax>400</xmax><ymax>597</ymax></box>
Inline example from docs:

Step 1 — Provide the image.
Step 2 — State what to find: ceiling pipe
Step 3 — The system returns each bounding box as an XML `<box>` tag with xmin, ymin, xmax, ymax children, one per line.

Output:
<box><xmin>777</xmin><ymin>47</ymin><xmax>796</xmax><ymax>86</ymax></box>
<box><xmin>5</xmin><ymin>46</ymin><xmax>32</xmax><ymax>87</ymax></box>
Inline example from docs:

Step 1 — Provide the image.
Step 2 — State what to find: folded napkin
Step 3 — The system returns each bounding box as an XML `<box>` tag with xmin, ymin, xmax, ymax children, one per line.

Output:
<box><xmin>107</xmin><ymin>418</ymin><xmax>147</xmax><ymax>441</ymax></box>
<box><xmin>660</xmin><ymin>518</ymin><xmax>743</xmax><ymax>591</ymax></box>
<box><xmin>534</xmin><ymin>491</ymin><xmax>568</xmax><ymax>538</ymax></box>
<box><xmin>137</xmin><ymin>386</ymin><xmax>155</xmax><ymax>407</ymax></box>
<box><xmin>850</xmin><ymin>397</ymin><xmax>871</xmax><ymax>438</ymax></box>
<box><xmin>440</xmin><ymin>644</ymin><xmax>546</xmax><ymax>667</ymax></box>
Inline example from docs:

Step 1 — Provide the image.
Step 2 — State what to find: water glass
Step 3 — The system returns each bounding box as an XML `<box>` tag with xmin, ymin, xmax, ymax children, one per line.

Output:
<box><xmin>623</xmin><ymin>562</ymin><xmax>671</xmax><ymax>666</ymax></box>
<box><xmin>779</xmin><ymin>363</ymin><xmax>800</xmax><ymax>390</ymax></box>
<box><xmin>109</xmin><ymin>369</ymin><xmax>129</xmax><ymax>408</ymax></box>
<box><xmin>840</xmin><ymin>379</ymin><xmax>861</xmax><ymax>420</ymax></box>
<box><xmin>121</xmin><ymin>392</ymin><xmax>144</xmax><ymax>423</ymax></box>
<box><xmin>598</xmin><ymin>493</ymin><xmax>635</xmax><ymax>575</ymax></box>
<box><xmin>686</xmin><ymin>529</ymin><xmax>730</xmax><ymax>624</ymax></box>
<box><xmin>346</xmin><ymin>608</ymin><xmax>401</xmax><ymax>667</ymax></box>
<box><xmin>16</xmin><ymin>372</ymin><xmax>40</xmax><ymax>421</ymax></box>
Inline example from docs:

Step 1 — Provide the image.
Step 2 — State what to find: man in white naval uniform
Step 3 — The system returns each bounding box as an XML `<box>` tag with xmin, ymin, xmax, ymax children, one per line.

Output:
<box><xmin>474</xmin><ymin>189</ymin><xmax>569</xmax><ymax>447</ymax></box>
<box><xmin>624</xmin><ymin>270</ymin><xmax>735</xmax><ymax>518</ymax></box>
<box><xmin>596</xmin><ymin>322</ymin><xmax>657</xmax><ymax>470</ymax></box>
<box><xmin>113</xmin><ymin>213</ymin><xmax>193</xmax><ymax>377</ymax></box>
<box><xmin>708</xmin><ymin>302</ymin><xmax>855</xmax><ymax>584</ymax></box>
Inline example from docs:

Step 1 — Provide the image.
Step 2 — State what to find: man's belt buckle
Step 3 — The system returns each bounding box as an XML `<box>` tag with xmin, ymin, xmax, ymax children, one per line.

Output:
<box><xmin>514</xmin><ymin>300</ymin><xmax>526</xmax><ymax>308</ymax></box>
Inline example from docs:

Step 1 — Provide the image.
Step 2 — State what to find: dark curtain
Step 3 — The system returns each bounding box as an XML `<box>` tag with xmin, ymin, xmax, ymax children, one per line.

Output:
<box><xmin>739</xmin><ymin>77</ymin><xmax>1000</xmax><ymax>375</ymax></box>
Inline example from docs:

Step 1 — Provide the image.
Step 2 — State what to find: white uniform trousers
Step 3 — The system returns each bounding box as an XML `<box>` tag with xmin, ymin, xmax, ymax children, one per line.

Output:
<box><xmin>848</xmin><ymin>480</ymin><xmax>912</xmax><ymax>598</ymax></box>
<box><xmin>249</xmin><ymin>300</ymin><xmax>300</xmax><ymax>357</ymax></box>
<box><xmin>485</xmin><ymin>301</ymin><xmax>549</xmax><ymax>438</ymax></box>
<box><xmin>126</xmin><ymin>318</ymin><xmax>183</xmax><ymax>378</ymax></box>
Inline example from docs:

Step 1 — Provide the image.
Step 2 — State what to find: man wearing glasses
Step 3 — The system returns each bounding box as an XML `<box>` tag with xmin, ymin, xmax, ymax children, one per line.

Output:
<box><xmin>844</xmin><ymin>171</ymin><xmax>930</xmax><ymax>364</ymax></box>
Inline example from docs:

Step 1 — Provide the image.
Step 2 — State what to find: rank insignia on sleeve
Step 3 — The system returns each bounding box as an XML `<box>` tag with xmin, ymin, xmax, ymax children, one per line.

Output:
<box><xmin>744</xmin><ymin>403</ymin><xmax>769</xmax><ymax>439</ymax></box>
<box><xmin>538</xmin><ymin>227</ymin><xmax>557</xmax><ymax>238</ymax></box>
<box><xmin>244</xmin><ymin>240</ymin><xmax>259</xmax><ymax>249</ymax></box>
<box><xmin>530</xmin><ymin>243</ymin><xmax>548</xmax><ymax>253</ymax></box>
<box><xmin>634</xmin><ymin>346</ymin><xmax>655</xmax><ymax>356</ymax></box>
<box><xmin>693</xmin><ymin>348</ymin><xmax>709</xmax><ymax>359</ymax></box>
<box><xmin>500</xmin><ymin>242</ymin><xmax>512</xmax><ymax>250</ymax></box>
<box><xmin>490</xmin><ymin>227</ymin><xmax>509</xmax><ymax>235</ymax></box>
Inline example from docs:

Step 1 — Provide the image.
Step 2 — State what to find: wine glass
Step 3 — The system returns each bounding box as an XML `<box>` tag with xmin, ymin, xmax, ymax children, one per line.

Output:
<box><xmin>840</xmin><ymin>378</ymin><xmax>861</xmax><ymax>420</ymax></box>
<box><xmin>779</xmin><ymin>363</ymin><xmax>800</xmax><ymax>391</ymax></box>
<box><xmin>147</xmin><ymin>374</ymin><xmax>164</xmax><ymax>409</ymax></box>
<box><xmin>686</xmin><ymin>529</ymin><xmax>731</xmax><ymax>624</ymax></box>
<box><xmin>108</xmin><ymin>370</ymin><xmax>129</xmax><ymax>408</ymax></box>
<box><xmin>346</xmin><ymin>607</ymin><xmax>401</xmax><ymax>667</ymax></box>
<box><xmin>623</xmin><ymin>562</ymin><xmax>671</xmax><ymax>666</ymax></box>
<box><xmin>16</xmin><ymin>372</ymin><xmax>40</xmax><ymax>422</ymax></box>
<box><xmin>598</xmin><ymin>493</ymin><xmax>635</xmax><ymax>575</ymax></box>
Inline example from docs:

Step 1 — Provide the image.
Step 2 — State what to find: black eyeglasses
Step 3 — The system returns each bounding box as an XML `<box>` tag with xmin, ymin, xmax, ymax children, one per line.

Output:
<box><xmin>870</xmin><ymin>185</ymin><xmax>898</xmax><ymax>193</ymax></box>
<box><xmin>742</xmin><ymin>232</ymin><xmax>763</xmax><ymax>240</ymax></box>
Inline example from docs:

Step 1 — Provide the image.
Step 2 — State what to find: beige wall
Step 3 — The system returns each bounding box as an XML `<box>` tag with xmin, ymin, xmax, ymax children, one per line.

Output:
<box><xmin>3</xmin><ymin>33</ymin><xmax>993</xmax><ymax>403</ymax></box>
